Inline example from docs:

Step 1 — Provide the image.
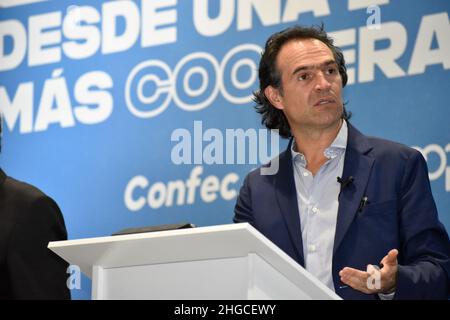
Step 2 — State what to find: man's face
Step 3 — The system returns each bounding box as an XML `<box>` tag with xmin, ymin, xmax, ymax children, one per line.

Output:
<box><xmin>265</xmin><ymin>38</ymin><xmax>344</xmax><ymax>132</ymax></box>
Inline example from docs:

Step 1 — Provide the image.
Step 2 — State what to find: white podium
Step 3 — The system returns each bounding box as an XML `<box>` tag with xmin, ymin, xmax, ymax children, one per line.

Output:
<box><xmin>49</xmin><ymin>223</ymin><xmax>341</xmax><ymax>300</ymax></box>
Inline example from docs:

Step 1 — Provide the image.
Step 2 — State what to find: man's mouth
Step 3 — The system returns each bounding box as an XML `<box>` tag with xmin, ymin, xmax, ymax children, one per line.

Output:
<box><xmin>314</xmin><ymin>98</ymin><xmax>335</xmax><ymax>106</ymax></box>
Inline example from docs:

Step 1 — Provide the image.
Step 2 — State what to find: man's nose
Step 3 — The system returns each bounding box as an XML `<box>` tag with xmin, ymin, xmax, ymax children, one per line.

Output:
<box><xmin>314</xmin><ymin>71</ymin><xmax>332</xmax><ymax>91</ymax></box>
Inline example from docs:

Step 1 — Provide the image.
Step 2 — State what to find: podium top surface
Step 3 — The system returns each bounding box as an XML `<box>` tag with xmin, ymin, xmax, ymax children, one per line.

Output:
<box><xmin>49</xmin><ymin>223</ymin><xmax>340</xmax><ymax>299</ymax></box>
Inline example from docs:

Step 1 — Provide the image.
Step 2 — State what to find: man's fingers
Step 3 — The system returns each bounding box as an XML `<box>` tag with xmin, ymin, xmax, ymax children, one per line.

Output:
<box><xmin>381</xmin><ymin>249</ymin><xmax>399</xmax><ymax>268</ymax></box>
<box><xmin>339</xmin><ymin>267</ymin><xmax>367</xmax><ymax>282</ymax></box>
<box><xmin>339</xmin><ymin>267</ymin><xmax>372</xmax><ymax>293</ymax></box>
<box><xmin>339</xmin><ymin>267</ymin><xmax>365</xmax><ymax>278</ymax></box>
<box><xmin>388</xmin><ymin>249</ymin><xmax>398</xmax><ymax>261</ymax></box>
<box><xmin>379</xmin><ymin>249</ymin><xmax>399</xmax><ymax>293</ymax></box>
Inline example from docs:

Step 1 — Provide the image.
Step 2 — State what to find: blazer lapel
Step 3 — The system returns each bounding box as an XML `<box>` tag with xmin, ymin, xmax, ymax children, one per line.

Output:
<box><xmin>274</xmin><ymin>140</ymin><xmax>305</xmax><ymax>266</ymax></box>
<box><xmin>333</xmin><ymin>123</ymin><xmax>375</xmax><ymax>255</ymax></box>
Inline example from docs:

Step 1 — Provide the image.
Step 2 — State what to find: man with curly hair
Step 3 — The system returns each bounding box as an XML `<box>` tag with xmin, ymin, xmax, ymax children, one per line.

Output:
<box><xmin>234</xmin><ymin>25</ymin><xmax>450</xmax><ymax>300</ymax></box>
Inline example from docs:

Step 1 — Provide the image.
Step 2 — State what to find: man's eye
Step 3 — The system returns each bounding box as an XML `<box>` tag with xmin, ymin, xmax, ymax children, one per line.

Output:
<box><xmin>327</xmin><ymin>67</ymin><xmax>337</xmax><ymax>75</ymax></box>
<box><xmin>298</xmin><ymin>73</ymin><xmax>309</xmax><ymax>81</ymax></box>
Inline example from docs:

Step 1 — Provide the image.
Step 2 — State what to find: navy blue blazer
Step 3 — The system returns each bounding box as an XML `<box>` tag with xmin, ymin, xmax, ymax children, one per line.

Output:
<box><xmin>234</xmin><ymin>122</ymin><xmax>450</xmax><ymax>300</ymax></box>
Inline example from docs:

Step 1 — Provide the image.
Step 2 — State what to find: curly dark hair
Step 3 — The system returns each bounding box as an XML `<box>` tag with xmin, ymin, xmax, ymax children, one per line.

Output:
<box><xmin>254</xmin><ymin>25</ymin><xmax>351</xmax><ymax>138</ymax></box>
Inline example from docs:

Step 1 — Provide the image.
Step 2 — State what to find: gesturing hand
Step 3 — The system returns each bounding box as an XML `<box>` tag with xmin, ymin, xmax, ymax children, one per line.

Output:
<box><xmin>339</xmin><ymin>249</ymin><xmax>398</xmax><ymax>294</ymax></box>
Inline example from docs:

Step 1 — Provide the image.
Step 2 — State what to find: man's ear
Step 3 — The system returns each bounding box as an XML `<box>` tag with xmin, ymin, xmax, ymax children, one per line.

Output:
<box><xmin>264</xmin><ymin>86</ymin><xmax>284</xmax><ymax>110</ymax></box>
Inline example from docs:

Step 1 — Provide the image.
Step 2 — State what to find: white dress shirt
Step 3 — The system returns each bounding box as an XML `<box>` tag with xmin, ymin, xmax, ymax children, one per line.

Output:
<box><xmin>291</xmin><ymin>120</ymin><xmax>347</xmax><ymax>291</ymax></box>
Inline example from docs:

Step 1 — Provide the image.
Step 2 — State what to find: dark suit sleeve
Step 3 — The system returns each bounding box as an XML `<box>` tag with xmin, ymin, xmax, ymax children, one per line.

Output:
<box><xmin>395</xmin><ymin>150</ymin><xmax>450</xmax><ymax>299</ymax></box>
<box><xmin>233</xmin><ymin>173</ymin><xmax>255</xmax><ymax>225</ymax></box>
<box><xmin>7</xmin><ymin>196</ymin><xmax>71</xmax><ymax>299</ymax></box>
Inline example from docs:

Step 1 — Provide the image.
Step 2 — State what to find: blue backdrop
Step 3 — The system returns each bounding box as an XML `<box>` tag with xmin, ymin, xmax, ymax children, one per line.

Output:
<box><xmin>1</xmin><ymin>0</ymin><xmax>449</xmax><ymax>299</ymax></box>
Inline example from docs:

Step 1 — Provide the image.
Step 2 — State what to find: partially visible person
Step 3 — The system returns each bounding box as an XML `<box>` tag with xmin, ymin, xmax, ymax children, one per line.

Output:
<box><xmin>0</xmin><ymin>118</ymin><xmax>70</xmax><ymax>299</ymax></box>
